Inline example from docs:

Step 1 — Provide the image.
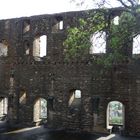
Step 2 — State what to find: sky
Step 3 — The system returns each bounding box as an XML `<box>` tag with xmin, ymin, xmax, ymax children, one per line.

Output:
<box><xmin>0</xmin><ymin>0</ymin><xmax>122</xmax><ymax>20</ymax></box>
<box><xmin>0</xmin><ymin>0</ymin><xmax>87</xmax><ymax>19</ymax></box>
<box><xmin>0</xmin><ymin>0</ymin><xmax>139</xmax><ymax>55</ymax></box>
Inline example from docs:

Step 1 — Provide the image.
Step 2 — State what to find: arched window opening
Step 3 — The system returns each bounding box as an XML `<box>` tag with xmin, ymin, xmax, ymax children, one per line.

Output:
<box><xmin>0</xmin><ymin>40</ymin><xmax>8</xmax><ymax>56</ymax></box>
<box><xmin>68</xmin><ymin>90</ymin><xmax>81</xmax><ymax>108</ymax></box>
<box><xmin>59</xmin><ymin>21</ymin><xmax>63</xmax><ymax>30</ymax></box>
<box><xmin>52</xmin><ymin>16</ymin><xmax>63</xmax><ymax>32</ymax></box>
<box><xmin>33</xmin><ymin>98</ymin><xmax>47</xmax><ymax>124</ymax></box>
<box><xmin>107</xmin><ymin>101</ymin><xmax>125</xmax><ymax>133</ymax></box>
<box><xmin>33</xmin><ymin>35</ymin><xmax>47</xmax><ymax>61</ymax></box>
<box><xmin>0</xmin><ymin>97</ymin><xmax>8</xmax><ymax>120</ymax></box>
<box><xmin>133</xmin><ymin>34</ymin><xmax>140</xmax><ymax>56</ymax></box>
<box><xmin>19</xmin><ymin>90</ymin><xmax>27</xmax><ymax>105</ymax></box>
<box><xmin>24</xmin><ymin>40</ymin><xmax>30</xmax><ymax>55</ymax></box>
<box><xmin>113</xmin><ymin>16</ymin><xmax>119</xmax><ymax>25</ymax></box>
<box><xmin>90</xmin><ymin>31</ymin><xmax>106</xmax><ymax>54</ymax></box>
<box><xmin>23</xmin><ymin>20</ymin><xmax>30</xmax><ymax>33</ymax></box>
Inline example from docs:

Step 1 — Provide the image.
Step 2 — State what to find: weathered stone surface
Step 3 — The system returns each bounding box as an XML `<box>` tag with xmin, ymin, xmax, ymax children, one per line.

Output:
<box><xmin>0</xmin><ymin>8</ymin><xmax>139</xmax><ymax>136</ymax></box>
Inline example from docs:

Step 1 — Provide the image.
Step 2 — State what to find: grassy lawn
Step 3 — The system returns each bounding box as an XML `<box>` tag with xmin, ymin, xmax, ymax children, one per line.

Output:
<box><xmin>110</xmin><ymin>117</ymin><xmax>123</xmax><ymax>125</ymax></box>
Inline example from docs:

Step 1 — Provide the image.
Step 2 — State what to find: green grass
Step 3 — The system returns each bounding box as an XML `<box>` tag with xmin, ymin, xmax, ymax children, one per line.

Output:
<box><xmin>110</xmin><ymin>117</ymin><xmax>123</xmax><ymax>125</ymax></box>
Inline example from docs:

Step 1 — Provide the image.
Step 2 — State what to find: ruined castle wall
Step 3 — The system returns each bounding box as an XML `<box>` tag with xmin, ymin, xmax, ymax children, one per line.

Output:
<box><xmin>0</xmin><ymin>9</ymin><xmax>139</xmax><ymax>136</ymax></box>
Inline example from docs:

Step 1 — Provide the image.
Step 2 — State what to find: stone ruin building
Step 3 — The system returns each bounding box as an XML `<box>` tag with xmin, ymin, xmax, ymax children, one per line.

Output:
<box><xmin>0</xmin><ymin>7</ymin><xmax>140</xmax><ymax>136</ymax></box>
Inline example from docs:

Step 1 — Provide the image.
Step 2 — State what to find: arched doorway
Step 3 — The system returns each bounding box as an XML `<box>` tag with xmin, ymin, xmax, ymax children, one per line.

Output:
<box><xmin>0</xmin><ymin>97</ymin><xmax>8</xmax><ymax>121</ymax></box>
<box><xmin>107</xmin><ymin>101</ymin><xmax>125</xmax><ymax>133</ymax></box>
<box><xmin>33</xmin><ymin>98</ymin><xmax>47</xmax><ymax>125</ymax></box>
<box><xmin>68</xmin><ymin>89</ymin><xmax>81</xmax><ymax>108</ymax></box>
<box><xmin>67</xmin><ymin>89</ymin><xmax>82</xmax><ymax>130</ymax></box>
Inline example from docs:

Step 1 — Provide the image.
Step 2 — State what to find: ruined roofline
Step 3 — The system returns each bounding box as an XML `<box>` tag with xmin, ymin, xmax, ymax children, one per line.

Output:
<box><xmin>0</xmin><ymin>5</ymin><xmax>135</xmax><ymax>21</ymax></box>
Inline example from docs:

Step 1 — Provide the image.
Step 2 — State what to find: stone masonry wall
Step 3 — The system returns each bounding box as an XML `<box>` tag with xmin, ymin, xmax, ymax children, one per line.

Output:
<box><xmin>0</xmin><ymin>9</ymin><xmax>139</xmax><ymax>136</ymax></box>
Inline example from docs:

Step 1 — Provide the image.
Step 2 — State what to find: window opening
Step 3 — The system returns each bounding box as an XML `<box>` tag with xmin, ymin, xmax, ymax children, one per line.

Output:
<box><xmin>133</xmin><ymin>34</ymin><xmax>140</xmax><ymax>55</ymax></box>
<box><xmin>23</xmin><ymin>20</ymin><xmax>30</xmax><ymax>33</ymax></box>
<box><xmin>33</xmin><ymin>98</ymin><xmax>47</xmax><ymax>123</ymax></box>
<box><xmin>90</xmin><ymin>31</ymin><xmax>106</xmax><ymax>54</ymax></box>
<box><xmin>5</xmin><ymin>20</ymin><xmax>10</xmax><ymax>30</ymax></box>
<box><xmin>52</xmin><ymin>16</ymin><xmax>64</xmax><ymax>32</ymax></box>
<box><xmin>59</xmin><ymin>20</ymin><xmax>63</xmax><ymax>30</ymax></box>
<box><xmin>68</xmin><ymin>90</ymin><xmax>81</xmax><ymax>107</ymax></box>
<box><xmin>19</xmin><ymin>90</ymin><xmax>27</xmax><ymax>105</ymax></box>
<box><xmin>113</xmin><ymin>16</ymin><xmax>119</xmax><ymax>25</ymax></box>
<box><xmin>106</xmin><ymin>101</ymin><xmax>125</xmax><ymax>133</ymax></box>
<box><xmin>24</xmin><ymin>40</ymin><xmax>30</xmax><ymax>55</ymax></box>
<box><xmin>40</xmin><ymin>35</ymin><xmax>47</xmax><ymax>57</ymax></box>
<box><xmin>33</xmin><ymin>35</ymin><xmax>47</xmax><ymax>60</ymax></box>
<box><xmin>0</xmin><ymin>40</ymin><xmax>8</xmax><ymax>56</ymax></box>
<box><xmin>0</xmin><ymin>97</ymin><xmax>8</xmax><ymax>120</ymax></box>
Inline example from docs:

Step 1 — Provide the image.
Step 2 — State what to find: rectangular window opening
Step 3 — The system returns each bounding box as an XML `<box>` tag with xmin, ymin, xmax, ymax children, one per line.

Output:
<box><xmin>0</xmin><ymin>40</ymin><xmax>8</xmax><ymax>57</ymax></box>
<box><xmin>33</xmin><ymin>35</ymin><xmax>47</xmax><ymax>61</ymax></box>
<box><xmin>40</xmin><ymin>35</ymin><xmax>47</xmax><ymax>57</ymax></box>
<box><xmin>90</xmin><ymin>31</ymin><xmax>106</xmax><ymax>54</ymax></box>
<box><xmin>52</xmin><ymin>16</ymin><xmax>64</xmax><ymax>32</ymax></box>
<box><xmin>23</xmin><ymin>20</ymin><xmax>30</xmax><ymax>33</ymax></box>
<box><xmin>133</xmin><ymin>34</ymin><xmax>140</xmax><ymax>56</ymax></box>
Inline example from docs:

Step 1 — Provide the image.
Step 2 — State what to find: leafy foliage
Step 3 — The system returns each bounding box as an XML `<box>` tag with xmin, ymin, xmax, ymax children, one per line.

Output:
<box><xmin>63</xmin><ymin>6</ymin><xmax>140</xmax><ymax>67</ymax></box>
<box><xmin>63</xmin><ymin>10</ymin><xmax>107</xmax><ymax>60</ymax></box>
<box><xmin>64</xmin><ymin>6</ymin><xmax>139</xmax><ymax>67</ymax></box>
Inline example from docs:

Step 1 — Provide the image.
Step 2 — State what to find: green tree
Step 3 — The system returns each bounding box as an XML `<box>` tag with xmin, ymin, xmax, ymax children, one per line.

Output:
<box><xmin>64</xmin><ymin>0</ymin><xmax>140</xmax><ymax>67</ymax></box>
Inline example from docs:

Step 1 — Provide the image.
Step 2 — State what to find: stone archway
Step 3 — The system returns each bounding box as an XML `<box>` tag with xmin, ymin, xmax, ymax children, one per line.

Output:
<box><xmin>106</xmin><ymin>101</ymin><xmax>125</xmax><ymax>133</ymax></box>
<box><xmin>0</xmin><ymin>97</ymin><xmax>8</xmax><ymax>121</ymax></box>
<box><xmin>33</xmin><ymin>98</ymin><xmax>47</xmax><ymax>125</ymax></box>
<box><xmin>67</xmin><ymin>89</ymin><xmax>82</xmax><ymax>130</ymax></box>
<box><xmin>68</xmin><ymin>89</ymin><xmax>81</xmax><ymax>107</ymax></box>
